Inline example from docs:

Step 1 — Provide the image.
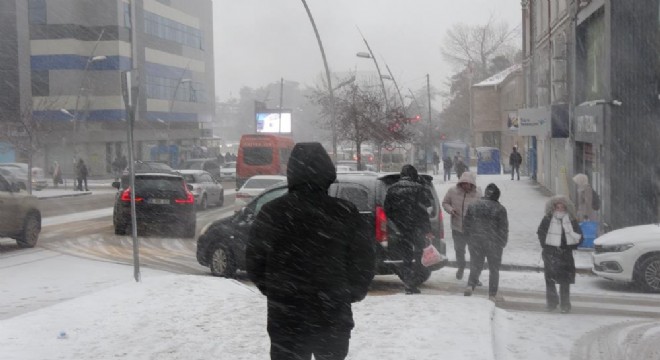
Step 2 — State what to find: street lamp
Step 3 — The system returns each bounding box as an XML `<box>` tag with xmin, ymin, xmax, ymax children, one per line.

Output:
<box><xmin>355</xmin><ymin>50</ymin><xmax>388</xmax><ymax>112</ymax></box>
<box><xmin>159</xmin><ymin>78</ymin><xmax>193</xmax><ymax>166</ymax></box>
<box><xmin>60</xmin><ymin>54</ymin><xmax>106</xmax><ymax>164</ymax></box>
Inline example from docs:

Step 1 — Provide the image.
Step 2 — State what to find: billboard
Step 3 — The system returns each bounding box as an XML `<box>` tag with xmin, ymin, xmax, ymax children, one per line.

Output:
<box><xmin>256</xmin><ymin>111</ymin><xmax>292</xmax><ymax>134</ymax></box>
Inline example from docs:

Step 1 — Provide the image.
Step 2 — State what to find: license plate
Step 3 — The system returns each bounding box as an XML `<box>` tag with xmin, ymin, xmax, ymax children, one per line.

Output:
<box><xmin>148</xmin><ymin>198</ymin><xmax>170</xmax><ymax>205</ymax></box>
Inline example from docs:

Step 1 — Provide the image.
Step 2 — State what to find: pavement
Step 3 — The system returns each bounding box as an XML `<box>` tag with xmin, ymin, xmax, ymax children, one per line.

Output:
<box><xmin>32</xmin><ymin>178</ymin><xmax>117</xmax><ymax>199</ymax></box>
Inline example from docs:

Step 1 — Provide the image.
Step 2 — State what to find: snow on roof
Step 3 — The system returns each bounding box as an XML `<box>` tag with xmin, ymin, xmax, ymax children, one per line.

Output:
<box><xmin>473</xmin><ymin>64</ymin><xmax>522</xmax><ymax>87</ymax></box>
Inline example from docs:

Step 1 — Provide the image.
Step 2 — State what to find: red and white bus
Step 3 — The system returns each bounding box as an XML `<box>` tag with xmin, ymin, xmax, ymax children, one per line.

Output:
<box><xmin>236</xmin><ymin>134</ymin><xmax>295</xmax><ymax>188</ymax></box>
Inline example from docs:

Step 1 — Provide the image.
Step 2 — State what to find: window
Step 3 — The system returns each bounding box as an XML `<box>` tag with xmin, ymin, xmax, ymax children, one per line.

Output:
<box><xmin>28</xmin><ymin>0</ymin><xmax>46</xmax><ymax>25</ymax></box>
<box><xmin>143</xmin><ymin>11</ymin><xmax>203</xmax><ymax>50</ymax></box>
<box><xmin>145</xmin><ymin>75</ymin><xmax>204</xmax><ymax>103</ymax></box>
<box><xmin>31</xmin><ymin>70</ymin><xmax>49</xmax><ymax>97</ymax></box>
<box><xmin>244</xmin><ymin>147</ymin><xmax>273</xmax><ymax>166</ymax></box>
<box><xmin>123</xmin><ymin>3</ymin><xmax>132</xmax><ymax>28</ymax></box>
<box><xmin>252</xmin><ymin>187</ymin><xmax>287</xmax><ymax>215</ymax></box>
<box><xmin>336</xmin><ymin>185</ymin><xmax>370</xmax><ymax>212</ymax></box>
<box><xmin>0</xmin><ymin>174</ymin><xmax>10</xmax><ymax>192</ymax></box>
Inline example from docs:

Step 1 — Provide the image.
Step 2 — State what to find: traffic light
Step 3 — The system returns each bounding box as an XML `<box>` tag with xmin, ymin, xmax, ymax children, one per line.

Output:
<box><xmin>406</xmin><ymin>115</ymin><xmax>421</xmax><ymax>123</ymax></box>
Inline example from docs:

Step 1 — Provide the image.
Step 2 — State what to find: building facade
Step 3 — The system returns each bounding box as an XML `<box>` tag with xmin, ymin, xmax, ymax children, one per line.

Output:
<box><xmin>1</xmin><ymin>0</ymin><xmax>215</xmax><ymax>176</ymax></box>
<box><xmin>472</xmin><ymin>64</ymin><xmax>525</xmax><ymax>173</ymax></box>
<box><xmin>522</xmin><ymin>0</ymin><xmax>660</xmax><ymax>230</ymax></box>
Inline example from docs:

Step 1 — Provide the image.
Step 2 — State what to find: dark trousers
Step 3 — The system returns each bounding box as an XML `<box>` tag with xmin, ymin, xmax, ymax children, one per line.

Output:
<box><xmin>467</xmin><ymin>245</ymin><xmax>503</xmax><ymax>296</ymax></box>
<box><xmin>392</xmin><ymin>235</ymin><xmax>424</xmax><ymax>290</ymax></box>
<box><xmin>452</xmin><ymin>230</ymin><xmax>472</xmax><ymax>270</ymax></box>
<box><xmin>268</xmin><ymin>301</ymin><xmax>352</xmax><ymax>360</ymax></box>
<box><xmin>76</xmin><ymin>177</ymin><xmax>88</xmax><ymax>191</ymax></box>
<box><xmin>443</xmin><ymin>168</ymin><xmax>452</xmax><ymax>181</ymax></box>
<box><xmin>511</xmin><ymin>165</ymin><xmax>520</xmax><ymax>180</ymax></box>
<box><xmin>545</xmin><ymin>279</ymin><xmax>571</xmax><ymax>311</ymax></box>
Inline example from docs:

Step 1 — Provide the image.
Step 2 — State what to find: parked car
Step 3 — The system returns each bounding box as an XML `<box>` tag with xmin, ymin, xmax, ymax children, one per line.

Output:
<box><xmin>178</xmin><ymin>170</ymin><xmax>224</xmax><ymax>210</ymax></box>
<box><xmin>197</xmin><ymin>172</ymin><xmax>445</xmax><ymax>286</ymax></box>
<box><xmin>0</xmin><ymin>163</ymin><xmax>48</xmax><ymax>190</ymax></box>
<box><xmin>112</xmin><ymin>173</ymin><xmax>196</xmax><ymax>238</ymax></box>
<box><xmin>0</xmin><ymin>173</ymin><xmax>41</xmax><ymax>248</ymax></box>
<box><xmin>233</xmin><ymin>175</ymin><xmax>287</xmax><ymax>211</ymax></box>
<box><xmin>337</xmin><ymin>160</ymin><xmax>376</xmax><ymax>172</ymax></box>
<box><xmin>220</xmin><ymin>161</ymin><xmax>236</xmax><ymax>180</ymax></box>
<box><xmin>592</xmin><ymin>224</ymin><xmax>660</xmax><ymax>293</ymax></box>
<box><xmin>179</xmin><ymin>158</ymin><xmax>222</xmax><ymax>181</ymax></box>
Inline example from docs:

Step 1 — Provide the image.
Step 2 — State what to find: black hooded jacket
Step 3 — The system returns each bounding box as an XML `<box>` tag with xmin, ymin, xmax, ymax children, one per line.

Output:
<box><xmin>463</xmin><ymin>184</ymin><xmax>509</xmax><ymax>249</ymax></box>
<box><xmin>384</xmin><ymin>165</ymin><xmax>433</xmax><ymax>237</ymax></box>
<box><xmin>246</xmin><ymin>142</ymin><xmax>375</xmax><ymax>329</ymax></box>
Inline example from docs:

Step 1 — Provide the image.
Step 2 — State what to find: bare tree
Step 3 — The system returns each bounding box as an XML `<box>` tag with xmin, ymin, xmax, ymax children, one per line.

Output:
<box><xmin>441</xmin><ymin>17</ymin><xmax>520</xmax><ymax>77</ymax></box>
<box><xmin>310</xmin><ymin>78</ymin><xmax>413</xmax><ymax>170</ymax></box>
<box><xmin>0</xmin><ymin>97</ymin><xmax>64</xmax><ymax>194</ymax></box>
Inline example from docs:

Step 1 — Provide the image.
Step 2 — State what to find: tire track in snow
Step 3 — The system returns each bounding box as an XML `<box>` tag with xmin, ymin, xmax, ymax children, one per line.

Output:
<box><xmin>570</xmin><ymin>320</ymin><xmax>660</xmax><ymax>360</ymax></box>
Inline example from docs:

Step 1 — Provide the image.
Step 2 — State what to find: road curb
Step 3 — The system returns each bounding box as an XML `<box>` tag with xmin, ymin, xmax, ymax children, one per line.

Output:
<box><xmin>37</xmin><ymin>191</ymin><xmax>93</xmax><ymax>200</ymax></box>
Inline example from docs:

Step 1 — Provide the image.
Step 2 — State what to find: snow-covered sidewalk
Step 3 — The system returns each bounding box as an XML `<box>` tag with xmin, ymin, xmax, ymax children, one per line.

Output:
<box><xmin>0</xmin><ymin>251</ymin><xmax>643</xmax><ymax>360</ymax></box>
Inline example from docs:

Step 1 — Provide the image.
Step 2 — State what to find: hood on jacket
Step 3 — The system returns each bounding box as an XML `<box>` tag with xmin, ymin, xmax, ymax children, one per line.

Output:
<box><xmin>572</xmin><ymin>173</ymin><xmax>589</xmax><ymax>189</ymax></box>
<box><xmin>457</xmin><ymin>171</ymin><xmax>477</xmax><ymax>187</ymax></box>
<box><xmin>544</xmin><ymin>195</ymin><xmax>577</xmax><ymax>217</ymax></box>
<box><xmin>287</xmin><ymin>142</ymin><xmax>336</xmax><ymax>191</ymax></box>
<box><xmin>484</xmin><ymin>183</ymin><xmax>500</xmax><ymax>201</ymax></box>
<box><xmin>400</xmin><ymin>164</ymin><xmax>419</xmax><ymax>181</ymax></box>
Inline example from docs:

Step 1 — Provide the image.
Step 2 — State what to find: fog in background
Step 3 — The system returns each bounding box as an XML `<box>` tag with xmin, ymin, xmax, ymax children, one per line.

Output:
<box><xmin>212</xmin><ymin>0</ymin><xmax>522</xmax><ymax>101</ymax></box>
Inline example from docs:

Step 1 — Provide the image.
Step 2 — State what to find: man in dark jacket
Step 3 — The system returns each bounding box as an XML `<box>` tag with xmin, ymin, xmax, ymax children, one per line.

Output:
<box><xmin>246</xmin><ymin>142</ymin><xmax>375</xmax><ymax>360</ymax></box>
<box><xmin>384</xmin><ymin>164</ymin><xmax>432</xmax><ymax>294</ymax></box>
<box><xmin>462</xmin><ymin>183</ymin><xmax>508</xmax><ymax>300</ymax></box>
<box><xmin>509</xmin><ymin>146</ymin><xmax>522</xmax><ymax>180</ymax></box>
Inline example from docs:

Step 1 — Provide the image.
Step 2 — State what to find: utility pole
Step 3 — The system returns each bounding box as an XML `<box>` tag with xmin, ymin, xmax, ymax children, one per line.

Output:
<box><xmin>279</xmin><ymin>77</ymin><xmax>284</xmax><ymax>134</ymax></box>
<box><xmin>427</xmin><ymin>74</ymin><xmax>432</xmax><ymax>173</ymax></box>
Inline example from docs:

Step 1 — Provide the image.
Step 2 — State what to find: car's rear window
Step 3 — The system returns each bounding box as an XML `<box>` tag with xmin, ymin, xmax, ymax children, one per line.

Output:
<box><xmin>184</xmin><ymin>162</ymin><xmax>204</xmax><ymax>170</ymax></box>
<box><xmin>182</xmin><ymin>174</ymin><xmax>196</xmax><ymax>183</ymax></box>
<box><xmin>243</xmin><ymin>147</ymin><xmax>273</xmax><ymax>166</ymax></box>
<box><xmin>244</xmin><ymin>178</ymin><xmax>284</xmax><ymax>189</ymax></box>
<box><xmin>135</xmin><ymin>176</ymin><xmax>185</xmax><ymax>192</ymax></box>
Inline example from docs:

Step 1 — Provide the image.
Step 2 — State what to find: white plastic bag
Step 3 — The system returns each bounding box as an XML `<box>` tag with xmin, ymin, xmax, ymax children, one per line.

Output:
<box><xmin>421</xmin><ymin>245</ymin><xmax>443</xmax><ymax>267</ymax></box>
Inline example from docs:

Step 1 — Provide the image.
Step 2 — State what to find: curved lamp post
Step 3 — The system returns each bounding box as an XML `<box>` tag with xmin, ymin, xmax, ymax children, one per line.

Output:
<box><xmin>300</xmin><ymin>0</ymin><xmax>337</xmax><ymax>164</ymax></box>
<box><xmin>158</xmin><ymin>78</ymin><xmax>192</xmax><ymax>166</ymax></box>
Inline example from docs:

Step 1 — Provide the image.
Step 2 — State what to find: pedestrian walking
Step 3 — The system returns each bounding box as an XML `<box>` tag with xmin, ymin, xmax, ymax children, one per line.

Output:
<box><xmin>432</xmin><ymin>151</ymin><xmax>440</xmax><ymax>175</ymax></box>
<box><xmin>75</xmin><ymin>159</ymin><xmax>89</xmax><ymax>191</ymax></box>
<box><xmin>572</xmin><ymin>173</ymin><xmax>598</xmax><ymax>221</ymax></box>
<box><xmin>454</xmin><ymin>152</ymin><xmax>468</xmax><ymax>179</ymax></box>
<box><xmin>246</xmin><ymin>142</ymin><xmax>375</xmax><ymax>360</ymax></box>
<box><xmin>509</xmin><ymin>146</ymin><xmax>522</xmax><ymax>180</ymax></box>
<box><xmin>442</xmin><ymin>172</ymin><xmax>482</xmax><ymax>280</ymax></box>
<box><xmin>462</xmin><ymin>183</ymin><xmax>508</xmax><ymax>301</ymax></box>
<box><xmin>536</xmin><ymin>196</ymin><xmax>583</xmax><ymax>313</ymax></box>
<box><xmin>52</xmin><ymin>161</ymin><xmax>62</xmax><ymax>188</ymax></box>
<box><xmin>384</xmin><ymin>164</ymin><xmax>433</xmax><ymax>294</ymax></box>
<box><xmin>443</xmin><ymin>155</ymin><xmax>453</xmax><ymax>182</ymax></box>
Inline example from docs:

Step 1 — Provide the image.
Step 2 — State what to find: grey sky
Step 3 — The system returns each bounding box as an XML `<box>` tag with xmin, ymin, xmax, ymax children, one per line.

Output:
<box><xmin>212</xmin><ymin>1</ymin><xmax>522</xmax><ymax>102</ymax></box>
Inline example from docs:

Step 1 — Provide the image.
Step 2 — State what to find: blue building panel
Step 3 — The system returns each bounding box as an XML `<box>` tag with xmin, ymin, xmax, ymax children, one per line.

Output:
<box><xmin>31</xmin><ymin>55</ymin><xmax>131</xmax><ymax>71</ymax></box>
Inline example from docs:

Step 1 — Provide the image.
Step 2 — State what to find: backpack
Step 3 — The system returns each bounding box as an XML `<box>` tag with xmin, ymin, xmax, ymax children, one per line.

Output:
<box><xmin>591</xmin><ymin>188</ymin><xmax>601</xmax><ymax>211</ymax></box>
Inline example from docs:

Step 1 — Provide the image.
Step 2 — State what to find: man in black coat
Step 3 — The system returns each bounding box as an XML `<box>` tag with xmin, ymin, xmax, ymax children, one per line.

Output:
<box><xmin>246</xmin><ymin>142</ymin><xmax>375</xmax><ymax>360</ymax></box>
<box><xmin>384</xmin><ymin>164</ymin><xmax>432</xmax><ymax>294</ymax></box>
<box><xmin>462</xmin><ymin>183</ymin><xmax>508</xmax><ymax>300</ymax></box>
<box><xmin>509</xmin><ymin>146</ymin><xmax>522</xmax><ymax>180</ymax></box>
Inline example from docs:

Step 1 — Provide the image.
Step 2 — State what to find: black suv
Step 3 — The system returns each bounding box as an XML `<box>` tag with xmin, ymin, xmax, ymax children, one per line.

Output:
<box><xmin>196</xmin><ymin>172</ymin><xmax>445</xmax><ymax>286</ymax></box>
<box><xmin>112</xmin><ymin>173</ymin><xmax>196</xmax><ymax>238</ymax></box>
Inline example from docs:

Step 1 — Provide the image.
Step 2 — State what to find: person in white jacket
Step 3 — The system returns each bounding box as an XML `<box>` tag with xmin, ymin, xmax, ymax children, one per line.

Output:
<box><xmin>442</xmin><ymin>172</ymin><xmax>482</xmax><ymax>280</ymax></box>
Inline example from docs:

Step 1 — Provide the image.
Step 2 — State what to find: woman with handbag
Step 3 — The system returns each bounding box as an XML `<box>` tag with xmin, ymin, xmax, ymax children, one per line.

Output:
<box><xmin>537</xmin><ymin>196</ymin><xmax>583</xmax><ymax>313</ymax></box>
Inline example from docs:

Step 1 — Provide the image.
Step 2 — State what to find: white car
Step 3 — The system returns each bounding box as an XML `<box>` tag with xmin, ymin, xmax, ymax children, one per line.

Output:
<box><xmin>592</xmin><ymin>224</ymin><xmax>660</xmax><ymax>293</ymax></box>
<box><xmin>220</xmin><ymin>161</ymin><xmax>236</xmax><ymax>180</ymax></box>
<box><xmin>178</xmin><ymin>170</ymin><xmax>224</xmax><ymax>210</ymax></box>
<box><xmin>234</xmin><ymin>175</ymin><xmax>287</xmax><ymax>212</ymax></box>
<box><xmin>0</xmin><ymin>163</ymin><xmax>48</xmax><ymax>191</ymax></box>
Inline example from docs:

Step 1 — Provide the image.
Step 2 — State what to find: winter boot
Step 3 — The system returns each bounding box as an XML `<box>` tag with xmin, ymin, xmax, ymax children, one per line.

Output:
<box><xmin>456</xmin><ymin>267</ymin><xmax>464</xmax><ymax>280</ymax></box>
<box><xmin>463</xmin><ymin>286</ymin><xmax>473</xmax><ymax>296</ymax></box>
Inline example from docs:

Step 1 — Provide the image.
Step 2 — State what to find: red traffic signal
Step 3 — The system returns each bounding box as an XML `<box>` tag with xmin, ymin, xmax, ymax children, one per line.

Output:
<box><xmin>406</xmin><ymin>115</ymin><xmax>421</xmax><ymax>123</ymax></box>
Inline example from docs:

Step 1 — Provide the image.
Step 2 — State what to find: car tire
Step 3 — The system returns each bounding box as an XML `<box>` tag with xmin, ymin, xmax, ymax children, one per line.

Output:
<box><xmin>217</xmin><ymin>190</ymin><xmax>224</xmax><ymax>207</ymax></box>
<box><xmin>634</xmin><ymin>255</ymin><xmax>660</xmax><ymax>293</ymax></box>
<box><xmin>199</xmin><ymin>195</ymin><xmax>208</xmax><ymax>211</ymax></box>
<box><xmin>114</xmin><ymin>216</ymin><xmax>128</xmax><ymax>235</ymax></box>
<box><xmin>182</xmin><ymin>221</ymin><xmax>196</xmax><ymax>238</ymax></box>
<box><xmin>209</xmin><ymin>243</ymin><xmax>236</xmax><ymax>278</ymax></box>
<box><xmin>16</xmin><ymin>212</ymin><xmax>40</xmax><ymax>248</ymax></box>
